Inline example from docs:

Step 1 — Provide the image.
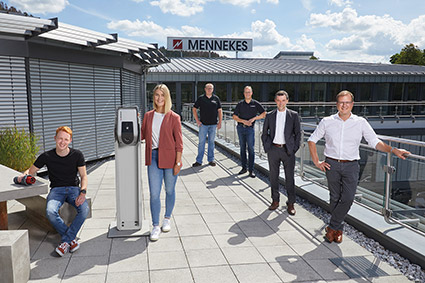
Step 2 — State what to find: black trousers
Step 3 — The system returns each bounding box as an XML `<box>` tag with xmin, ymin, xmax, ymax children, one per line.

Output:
<box><xmin>325</xmin><ymin>157</ymin><xmax>359</xmax><ymax>231</ymax></box>
<box><xmin>267</xmin><ymin>145</ymin><xmax>296</xmax><ymax>204</ymax></box>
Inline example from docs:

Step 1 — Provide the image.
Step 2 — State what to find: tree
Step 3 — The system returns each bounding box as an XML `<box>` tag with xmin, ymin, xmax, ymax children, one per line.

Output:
<box><xmin>390</xmin><ymin>43</ymin><xmax>425</xmax><ymax>65</ymax></box>
<box><xmin>0</xmin><ymin>1</ymin><xmax>32</xmax><ymax>16</ymax></box>
<box><xmin>310</xmin><ymin>55</ymin><xmax>319</xmax><ymax>60</ymax></box>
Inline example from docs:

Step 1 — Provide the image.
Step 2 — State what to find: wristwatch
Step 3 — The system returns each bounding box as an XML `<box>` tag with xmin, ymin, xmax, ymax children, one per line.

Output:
<box><xmin>176</xmin><ymin>162</ymin><xmax>181</xmax><ymax>166</ymax></box>
<box><xmin>80</xmin><ymin>189</ymin><xmax>87</xmax><ymax>195</ymax></box>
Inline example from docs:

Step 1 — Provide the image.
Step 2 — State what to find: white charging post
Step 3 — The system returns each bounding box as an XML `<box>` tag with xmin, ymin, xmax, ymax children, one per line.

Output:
<box><xmin>108</xmin><ymin>106</ymin><xmax>149</xmax><ymax>238</ymax></box>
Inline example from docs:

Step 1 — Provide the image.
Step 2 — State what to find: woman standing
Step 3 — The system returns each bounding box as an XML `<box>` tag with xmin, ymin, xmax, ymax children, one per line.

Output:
<box><xmin>141</xmin><ymin>84</ymin><xmax>183</xmax><ymax>241</ymax></box>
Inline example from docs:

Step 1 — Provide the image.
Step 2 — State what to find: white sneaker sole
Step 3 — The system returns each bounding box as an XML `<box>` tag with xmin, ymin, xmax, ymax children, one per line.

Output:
<box><xmin>55</xmin><ymin>248</ymin><xmax>68</xmax><ymax>257</ymax></box>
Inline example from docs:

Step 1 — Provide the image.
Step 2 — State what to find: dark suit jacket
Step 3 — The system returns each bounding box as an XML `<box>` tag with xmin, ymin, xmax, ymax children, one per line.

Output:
<box><xmin>261</xmin><ymin>108</ymin><xmax>301</xmax><ymax>155</ymax></box>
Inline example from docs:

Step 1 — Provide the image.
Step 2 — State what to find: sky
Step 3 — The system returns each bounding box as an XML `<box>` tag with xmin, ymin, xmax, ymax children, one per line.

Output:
<box><xmin>5</xmin><ymin>0</ymin><xmax>425</xmax><ymax>63</ymax></box>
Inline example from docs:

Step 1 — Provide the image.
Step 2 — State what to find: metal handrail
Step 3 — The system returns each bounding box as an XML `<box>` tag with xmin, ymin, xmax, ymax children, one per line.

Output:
<box><xmin>182</xmin><ymin>106</ymin><xmax>425</xmax><ymax>233</ymax></box>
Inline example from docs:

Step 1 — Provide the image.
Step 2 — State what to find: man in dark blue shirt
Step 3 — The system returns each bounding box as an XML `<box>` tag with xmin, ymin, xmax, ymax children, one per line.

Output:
<box><xmin>233</xmin><ymin>86</ymin><xmax>266</xmax><ymax>178</ymax></box>
<box><xmin>192</xmin><ymin>83</ymin><xmax>223</xmax><ymax>167</ymax></box>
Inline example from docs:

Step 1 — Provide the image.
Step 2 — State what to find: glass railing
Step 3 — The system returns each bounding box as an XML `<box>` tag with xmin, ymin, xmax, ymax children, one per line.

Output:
<box><xmin>182</xmin><ymin>104</ymin><xmax>425</xmax><ymax>234</ymax></box>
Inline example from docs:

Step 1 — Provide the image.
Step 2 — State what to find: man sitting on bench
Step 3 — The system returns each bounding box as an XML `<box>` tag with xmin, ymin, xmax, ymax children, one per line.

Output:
<box><xmin>18</xmin><ymin>126</ymin><xmax>89</xmax><ymax>256</ymax></box>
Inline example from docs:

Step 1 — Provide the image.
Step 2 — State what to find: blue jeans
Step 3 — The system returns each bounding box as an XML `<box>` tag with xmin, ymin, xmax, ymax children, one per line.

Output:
<box><xmin>237</xmin><ymin>125</ymin><xmax>255</xmax><ymax>172</ymax></box>
<box><xmin>46</xmin><ymin>186</ymin><xmax>89</xmax><ymax>243</ymax></box>
<box><xmin>196</xmin><ymin>124</ymin><xmax>217</xmax><ymax>164</ymax></box>
<box><xmin>147</xmin><ymin>149</ymin><xmax>178</xmax><ymax>226</ymax></box>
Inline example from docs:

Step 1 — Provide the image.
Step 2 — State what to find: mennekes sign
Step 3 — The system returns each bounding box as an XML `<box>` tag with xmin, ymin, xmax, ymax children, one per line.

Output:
<box><xmin>167</xmin><ymin>37</ymin><xmax>253</xmax><ymax>52</ymax></box>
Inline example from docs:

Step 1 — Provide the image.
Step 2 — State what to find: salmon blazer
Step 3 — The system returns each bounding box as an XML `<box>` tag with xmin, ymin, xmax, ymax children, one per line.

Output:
<box><xmin>141</xmin><ymin>110</ymin><xmax>183</xmax><ymax>168</ymax></box>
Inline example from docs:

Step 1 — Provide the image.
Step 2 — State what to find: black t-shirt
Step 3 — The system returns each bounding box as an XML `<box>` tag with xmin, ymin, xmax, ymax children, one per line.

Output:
<box><xmin>34</xmin><ymin>148</ymin><xmax>86</xmax><ymax>188</ymax></box>
<box><xmin>233</xmin><ymin>99</ymin><xmax>265</xmax><ymax>125</ymax></box>
<box><xmin>193</xmin><ymin>94</ymin><xmax>222</xmax><ymax>125</ymax></box>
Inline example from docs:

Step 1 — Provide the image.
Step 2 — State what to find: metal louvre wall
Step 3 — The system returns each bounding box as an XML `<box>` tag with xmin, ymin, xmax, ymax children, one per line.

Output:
<box><xmin>0</xmin><ymin>55</ymin><xmax>29</xmax><ymax>130</ymax></box>
<box><xmin>122</xmin><ymin>70</ymin><xmax>142</xmax><ymax>111</ymax></box>
<box><xmin>29</xmin><ymin>59</ymin><xmax>120</xmax><ymax>161</ymax></box>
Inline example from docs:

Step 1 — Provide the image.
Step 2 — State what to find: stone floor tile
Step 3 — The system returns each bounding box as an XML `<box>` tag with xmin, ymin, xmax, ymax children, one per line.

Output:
<box><xmin>306</xmin><ymin>258</ymin><xmax>351</xmax><ymax>280</ymax></box>
<box><xmin>191</xmin><ymin>265</ymin><xmax>238</xmax><ymax>283</ymax></box>
<box><xmin>213</xmin><ymin>233</ymin><xmax>253</xmax><ymax>248</ymax></box>
<box><xmin>147</xmin><ymin>236</ymin><xmax>183</xmax><ymax>253</ymax></box>
<box><xmin>256</xmin><ymin>246</ymin><xmax>298</xmax><ymax>262</ymax></box>
<box><xmin>64</xmin><ymin>255</ymin><xmax>108</xmax><ymax>276</ymax></box>
<box><xmin>269</xmin><ymin>258</ymin><xmax>323</xmax><ymax>282</ymax></box>
<box><xmin>148</xmin><ymin>250</ymin><xmax>189</xmax><ymax>270</ymax></box>
<box><xmin>30</xmin><ymin>257</ymin><xmax>70</xmax><ymax>280</ymax></box>
<box><xmin>231</xmin><ymin>263</ymin><xmax>282</xmax><ymax>283</ymax></box>
<box><xmin>181</xmin><ymin>235</ymin><xmax>219</xmax><ymax>250</ymax></box>
<box><xmin>291</xmin><ymin>242</ymin><xmax>338</xmax><ymax>260</ymax></box>
<box><xmin>61</xmin><ymin>274</ymin><xmax>106</xmax><ymax>282</ymax></box>
<box><xmin>177</xmin><ymin>223</ymin><xmax>211</xmax><ymax>236</ymax></box>
<box><xmin>108</xmin><ymin>253</ymin><xmax>148</xmax><ymax>273</ymax></box>
<box><xmin>110</xmin><ymin>237</ymin><xmax>147</xmax><ymax>255</ymax></box>
<box><xmin>201</xmin><ymin>212</ymin><xmax>234</xmax><ymax>223</ymax></box>
<box><xmin>208</xmin><ymin>222</ymin><xmax>242</xmax><ymax>235</ymax></box>
<box><xmin>222</xmin><ymin>246</ymin><xmax>266</xmax><ymax>264</ymax></box>
<box><xmin>197</xmin><ymin>203</ymin><xmax>227</xmax><ymax>213</ymax></box>
<box><xmin>106</xmin><ymin>271</ymin><xmax>149</xmax><ymax>283</ymax></box>
<box><xmin>150</xmin><ymin>268</ymin><xmax>194</xmax><ymax>283</ymax></box>
<box><xmin>186</xmin><ymin>248</ymin><xmax>228</xmax><ymax>267</ymax></box>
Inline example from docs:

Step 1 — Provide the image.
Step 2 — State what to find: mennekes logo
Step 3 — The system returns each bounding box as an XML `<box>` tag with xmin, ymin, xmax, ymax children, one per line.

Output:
<box><xmin>173</xmin><ymin>39</ymin><xmax>183</xmax><ymax>49</ymax></box>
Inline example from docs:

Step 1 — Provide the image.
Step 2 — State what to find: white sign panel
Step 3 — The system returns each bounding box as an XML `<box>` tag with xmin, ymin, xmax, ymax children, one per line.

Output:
<box><xmin>167</xmin><ymin>37</ymin><xmax>253</xmax><ymax>52</ymax></box>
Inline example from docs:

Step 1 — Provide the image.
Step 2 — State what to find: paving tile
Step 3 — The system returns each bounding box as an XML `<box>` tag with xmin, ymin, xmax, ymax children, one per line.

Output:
<box><xmin>245</xmin><ymin>231</ymin><xmax>287</xmax><ymax>247</ymax></box>
<box><xmin>147</xmin><ymin>236</ymin><xmax>183</xmax><ymax>253</ymax></box>
<box><xmin>61</xmin><ymin>274</ymin><xmax>106</xmax><ymax>282</ymax></box>
<box><xmin>214</xmin><ymin>233</ymin><xmax>253</xmax><ymax>248</ymax></box>
<box><xmin>71</xmin><ymin>238</ymin><xmax>112</xmax><ymax>257</ymax></box>
<box><xmin>256</xmin><ymin>245</ymin><xmax>298</xmax><ymax>262</ymax></box>
<box><xmin>197</xmin><ymin>203</ymin><xmax>227</xmax><ymax>213</ymax></box>
<box><xmin>64</xmin><ymin>255</ymin><xmax>108</xmax><ymax>276</ymax></box>
<box><xmin>108</xmin><ymin>253</ymin><xmax>149</xmax><ymax>272</ymax></box>
<box><xmin>201</xmin><ymin>212</ymin><xmax>234</xmax><ymax>223</ymax></box>
<box><xmin>191</xmin><ymin>265</ymin><xmax>238</xmax><ymax>283</ymax></box>
<box><xmin>270</xmin><ymin>258</ymin><xmax>323</xmax><ymax>282</ymax></box>
<box><xmin>106</xmin><ymin>271</ymin><xmax>149</xmax><ymax>283</ymax></box>
<box><xmin>181</xmin><ymin>235</ymin><xmax>219</xmax><ymax>250</ymax></box>
<box><xmin>148</xmin><ymin>250</ymin><xmax>189</xmax><ymax>270</ymax></box>
<box><xmin>221</xmin><ymin>246</ymin><xmax>266</xmax><ymax>264</ymax></box>
<box><xmin>174</xmin><ymin>214</ymin><xmax>205</xmax><ymax>226</ymax></box>
<box><xmin>306</xmin><ymin>258</ymin><xmax>351</xmax><ymax>280</ymax></box>
<box><xmin>177</xmin><ymin>223</ymin><xmax>211</xmax><ymax>236</ymax></box>
<box><xmin>110</xmin><ymin>237</ymin><xmax>147</xmax><ymax>255</ymax></box>
<box><xmin>30</xmin><ymin>257</ymin><xmax>70</xmax><ymax>280</ymax></box>
<box><xmin>291</xmin><ymin>242</ymin><xmax>338</xmax><ymax>260</ymax></box>
<box><xmin>186</xmin><ymin>248</ymin><xmax>228</xmax><ymax>267</ymax></box>
<box><xmin>150</xmin><ymin>268</ymin><xmax>194</xmax><ymax>283</ymax></box>
<box><xmin>231</xmin><ymin>263</ymin><xmax>282</xmax><ymax>283</ymax></box>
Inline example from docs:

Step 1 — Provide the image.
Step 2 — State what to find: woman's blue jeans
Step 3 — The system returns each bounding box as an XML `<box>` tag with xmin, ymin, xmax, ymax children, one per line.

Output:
<box><xmin>46</xmin><ymin>186</ymin><xmax>89</xmax><ymax>243</ymax></box>
<box><xmin>147</xmin><ymin>149</ymin><xmax>178</xmax><ymax>226</ymax></box>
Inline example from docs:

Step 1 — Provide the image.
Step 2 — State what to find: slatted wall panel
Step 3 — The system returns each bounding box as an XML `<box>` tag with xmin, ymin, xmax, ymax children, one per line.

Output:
<box><xmin>0</xmin><ymin>55</ymin><xmax>29</xmax><ymax>130</ymax></box>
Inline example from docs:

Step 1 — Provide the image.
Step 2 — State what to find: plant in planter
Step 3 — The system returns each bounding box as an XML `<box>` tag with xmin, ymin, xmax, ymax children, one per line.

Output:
<box><xmin>0</xmin><ymin>127</ymin><xmax>39</xmax><ymax>172</ymax></box>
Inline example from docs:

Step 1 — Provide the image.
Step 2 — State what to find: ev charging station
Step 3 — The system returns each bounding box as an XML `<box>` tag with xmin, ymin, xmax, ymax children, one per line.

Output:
<box><xmin>108</xmin><ymin>106</ymin><xmax>149</xmax><ymax>238</ymax></box>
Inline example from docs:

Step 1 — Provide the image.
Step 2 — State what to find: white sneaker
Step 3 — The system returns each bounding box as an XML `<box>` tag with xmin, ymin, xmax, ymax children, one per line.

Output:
<box><xmin>162</xmin><ymin>218</ymin><xmax>171</xmax><ymax>232</ymax></box>
<box><xmin>150</xmin><ymin>226</ymin><xmax>161</xmax><ymax>241</ymax></box>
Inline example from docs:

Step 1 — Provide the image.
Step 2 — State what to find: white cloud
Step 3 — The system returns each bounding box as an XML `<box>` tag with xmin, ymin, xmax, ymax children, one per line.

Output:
<box><xmin>328</xmin><ymin>0</ymin><xmax>351</xmax><ymax>7</ymax></box>
<box><xmin>132</xmin><ymin>0</ymin><xmax>145</xmax><ymax>2</ymax></box>
<box><xmin>219</xmin><ymin>0</ymin><xmax>260</xmax><ymax>7</ymax></box>
<box><xmin>150</xmin><ymin>0</ymin><xmax>206</xmax><ymax>16</ymax></box>
<box><xmin>251</xmin><ymin>9</ymin><xmax>256</xmax><ymax>14</ymax></box>
<box><xmin>301</xmin><ymin>0</ymin><xmax>313</xmax><ymax>11</ymax></box>
<box><xmin>107</xmin><ymin>19</ymin><xmax>209</xmax><ymax>41</ymax></box>
<box><xmin>266</xmin><ymin>0</ymin><xmax>279</xmax><ymax>4</ymax></box>
<box><xmin>308</xmin><ymin>7</ymin><xmax>425</xmax><ymax>60</ymax></box>
<box><xmin>296</xmin><ymin>34</ymin><xmax>316</xmax><ymax>51</ymax></box>
<box><xmin>10</xmin><ymin>0</ymin><xmax>68</xmax><ymax>14</ymax></box>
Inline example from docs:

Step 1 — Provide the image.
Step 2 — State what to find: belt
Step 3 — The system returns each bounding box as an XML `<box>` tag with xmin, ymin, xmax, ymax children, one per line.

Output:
<box><xmin>238</xmin><ymin>123</ymin><xmax>253</xmax><ymax>128</ymax></box>
<box><xmin>326</xmin><ymin>157</ymin><xmax>355</xmax><ymax>163</ymax></box>
<box><xmin>273</xmin><ymin>143</ymin><xmax>286</xmax><ymax>148</ymax></box>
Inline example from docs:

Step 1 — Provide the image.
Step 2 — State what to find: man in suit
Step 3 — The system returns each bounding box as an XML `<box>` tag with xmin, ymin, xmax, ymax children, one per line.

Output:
<box><xmin>261</xmin><ymin>90</ymin><xmax>301</xmax><ymax>214</ymax></box>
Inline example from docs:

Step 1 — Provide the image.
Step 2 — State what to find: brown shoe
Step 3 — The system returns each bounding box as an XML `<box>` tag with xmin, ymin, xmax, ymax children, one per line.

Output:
<box><xmin>268</xmin><ymin>201</ymin><xmax>279</xmax><ymax>210</ymax></box>
<box><xmin>325</xmin><ymin>226</ymin><xmax>336</xmax><ymax>243</ymax></box>
<box><xmin>286</xmin><ymin>202</ymin><xmax>296</xmax><ymax>216</ymax></box>
<box><xmin>334</xmin><ymin>230</ymin><xmax>343</xmax><ymax>243</ymax></box>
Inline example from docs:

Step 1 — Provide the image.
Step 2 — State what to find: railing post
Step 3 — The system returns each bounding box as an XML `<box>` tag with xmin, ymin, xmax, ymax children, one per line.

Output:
<box><xmin>383</xmin><ymin>141</ymin><xmax>394</xmax><ymax>223</ymax></box>
<box><xmin>224</xmin><ymin>112</ymin><xmax>228</xmax><ymax>142</ymax></box>
<box><xmin>233</xmin><ymin>118</ymin><xmax>237</xmax><ymax>146</ymax></box>
<box><xmin>300</xmin><ymin>130</ymin><xmax>305</xmax><ymax>178</ymax></box>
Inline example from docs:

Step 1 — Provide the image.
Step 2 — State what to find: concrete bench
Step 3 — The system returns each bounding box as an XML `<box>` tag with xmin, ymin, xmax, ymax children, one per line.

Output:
<box><xmin>0</xmin><ymin>230</ymin><xmax>30</xmax><ymax>283</ymax></box>
<box><xmin>17</xmin><ymin>195</ymin><xmax>92</xmax><ymax>232</ymax></box>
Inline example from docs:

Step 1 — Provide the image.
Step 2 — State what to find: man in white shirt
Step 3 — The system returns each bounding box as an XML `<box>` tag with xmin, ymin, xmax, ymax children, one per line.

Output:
<box><xmin>261</xmin><ymin>90</ymin><xmax>301</xmax><ymax>214</ymax></box>
<box><xmin>308</xmin><ymin>90</ymin><xmax>410</xmax><ymax>243</ymax></box>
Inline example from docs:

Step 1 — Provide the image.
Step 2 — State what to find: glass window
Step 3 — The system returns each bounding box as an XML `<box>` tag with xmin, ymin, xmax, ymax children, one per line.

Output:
<box><xmin>312</xmin><ymin>83</ymin><xmax>326</xmax><ymax>102</ymax></box>
<box><xmin>406</xmin><ymin>84</ymin><xmax>419</xmax><ymax>100</ymax></box>
<box><xmin>214</xmin><ymin>82</ymin><xmax>227</xmax><ymax>102</ymax></box>
<box><xmin>267</xmin><ymin>83</ymin><xmax>280</xmax><ymax>102</ymax></box>
<box><xmin>358</xmin><ymin>83</ymin><xmax>372</xmax><ymax>102</ymax></box>
<box><xmin>146</xmin><ymin>83</ymin><xmax>156</xmax><ymax>111</ymax></box>
<box><xmin>328</xmin><ymin>83</ymin><xmax>342</xmax><ymax>102</ymax></box>
<box><xmin>390</xmin><ymin>83</ymin><xmax>403</xmax><ymax>101</ymax></box>
<box><xmin>376</xmin><ymin>83</ymin><xmax>390</xmax><ymax>101</ymax></box>
<box><xmin>298</xmin><ymin>83</ymin><xmax>311</xmax><ymax>102</ymax></box>
<box><xmin>181</xmin><ymin>83</ymin><xmax>192</xmax><ymax>103</ymax></box>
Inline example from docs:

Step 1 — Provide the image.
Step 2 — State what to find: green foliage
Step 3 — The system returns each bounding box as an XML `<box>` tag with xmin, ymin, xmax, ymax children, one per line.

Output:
<box><xmin>390</xmin><ymin>43</ymin><xmax>425</xmax><ymax>65</ymax></box>
<box><xmin>310</xmin><ymin>55</ymin><xmax>319</xmax><ymax>60</ymax></box>
<box><xmin>0</xmin><ymin>127</ymin><xmax>39</xmax><ymax>172</ymax></box>
<box><xmin>0</xmin><ymin>1</ymin><xmax>32</xmax><ymax>16</ymax></box>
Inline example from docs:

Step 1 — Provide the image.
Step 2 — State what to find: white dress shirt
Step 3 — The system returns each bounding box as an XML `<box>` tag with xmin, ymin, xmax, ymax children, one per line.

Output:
<box><xmin>273</xmin><ymin>109</ymin><xmax>287</xmax><ymax>145</ymax></box>
<box><xmin>308</xmin><ymin>113</ymin><xmax>381</xmax><ymax>160</ymax></box>
<box><xmin>152</xmin><ymin>111</ymin><xmax>165</xmax><ymax>149</ymax></box>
